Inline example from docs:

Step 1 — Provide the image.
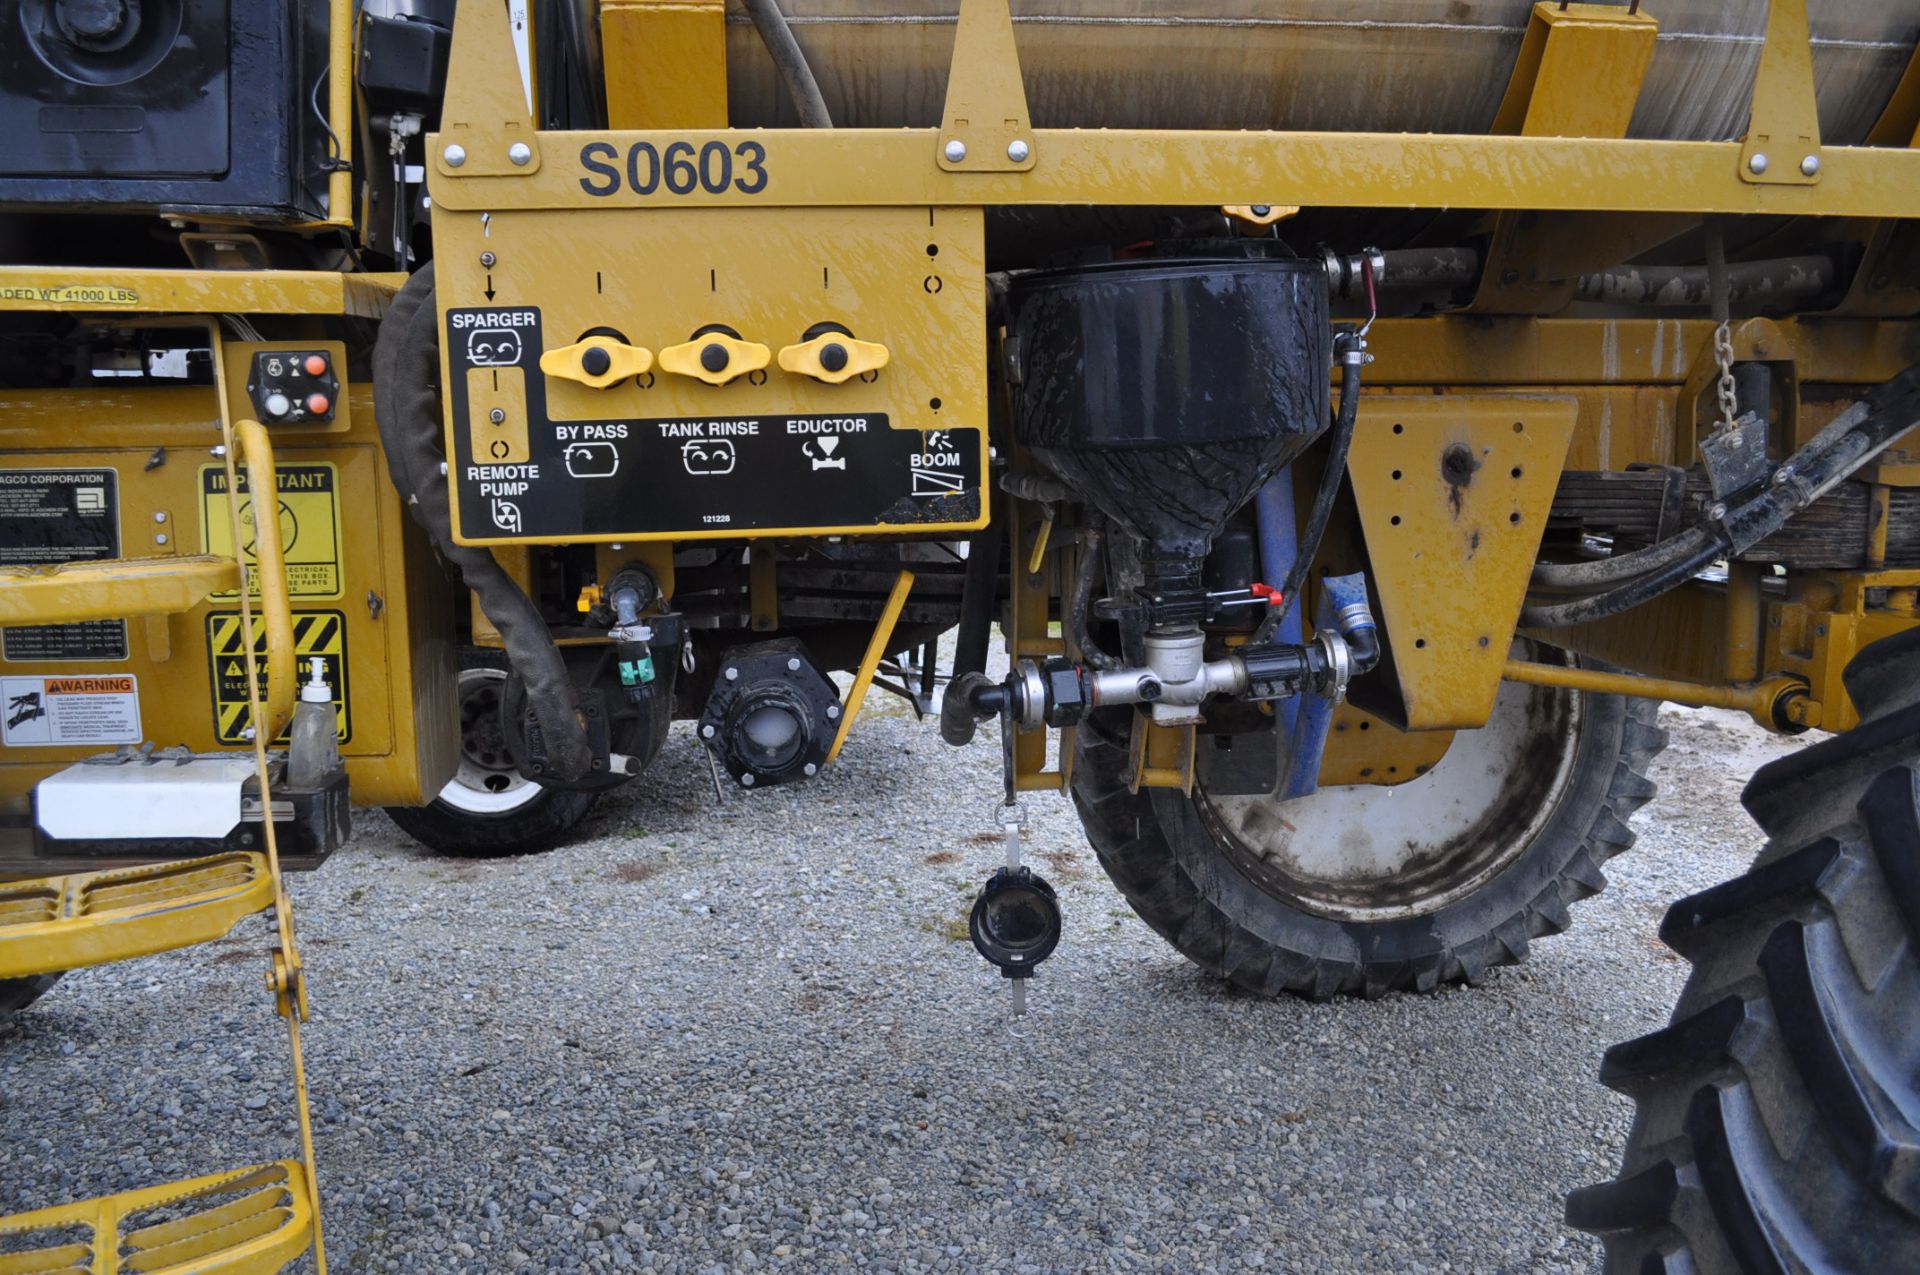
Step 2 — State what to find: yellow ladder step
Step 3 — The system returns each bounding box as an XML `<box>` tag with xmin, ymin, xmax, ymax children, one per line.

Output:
<box><xmin>0</xmin><ymin>556</ymin><xmax>241</xmax><ymax>626</ymax></box>
<box><xmin>0</xmin><ymin>854</ymin><xmax>274</xmax><ymax>981</ymax></box>
<box><xmin>0</xmin><ymin>1161</ymin><xmax>313</xmax><ymax>1275</ymax></box>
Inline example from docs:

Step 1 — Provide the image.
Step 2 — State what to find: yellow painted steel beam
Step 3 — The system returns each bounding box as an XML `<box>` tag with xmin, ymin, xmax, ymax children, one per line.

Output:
<box><xmin>0</xmin><ymin>555</ymin><xmax>238</xmax><ymax>625</ymax></box>
<box><xmin>1503</xmin><ymin>659</ymin><xmax>1807</xmax><ymax>732</ymax></box>
<box><xmin>232</xmin><ymin>420</ymin><xmax>298</xmax><ymax>745</ymax></box>
<box><xmin>601</xmin><ymin>0</ymin><xmax>729</xmax><ymax>129</ymax></box>
<box><xmin>427</xmin><ymin>126</ymin><xmax>1920</xmax><ymax>219</ymax></box>
<box><xmin>0</xmin><ymin>268</ymin><xmax>404</xmax><ymax>317</ymax></box>
<box><xmin>0</xmin><ymin>1161</ymin><xmax>313</xmax><ymax>1274</ymax></box>
<box><xmin>827</xmin><ymin>571</ymin><xmax>916</xmax><ymax>763</ymax></box>
<box><xmin>0</xmin><ymin>853</ymin><xmax>273</xmax><ymax>981</ymax></box>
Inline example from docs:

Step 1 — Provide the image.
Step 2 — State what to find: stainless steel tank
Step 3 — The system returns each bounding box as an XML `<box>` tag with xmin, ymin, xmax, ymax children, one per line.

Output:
<box><xmin>723</xmin><ymin>1</ymin><xmax>1918</xmax><ymax>144</ymax></box>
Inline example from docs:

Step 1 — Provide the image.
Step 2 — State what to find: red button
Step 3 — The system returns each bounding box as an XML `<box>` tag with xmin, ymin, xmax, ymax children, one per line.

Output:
<box><xmin>306</xmin><ymin>393</ymin><xmax>332</xmax><ymax>415</ymax></box>
<box><xmin>303</xmin><ymin>353</ymin><xmax>329</xmax><ymax>376</ymax></box>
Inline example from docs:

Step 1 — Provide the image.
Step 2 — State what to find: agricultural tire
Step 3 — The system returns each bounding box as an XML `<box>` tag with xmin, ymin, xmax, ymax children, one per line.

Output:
<box><xmin>385</xmin><ymin>647</ymin><xmax>598</xmax><ymax>856</ymax></box>
<box><xmin>1072</xmin><ymin>655</ymin><xmax>1666</xmax><ymax>997</ymax></box>
<box><xmin>0</xmin><ymin>975</ymin><xmax>57</xmax><ymax>1016</ymax></box>
<box><xmin>1568</xmin><ymin>626</ymin><xmax>1920</xmax><ymax>1273</ymax></box>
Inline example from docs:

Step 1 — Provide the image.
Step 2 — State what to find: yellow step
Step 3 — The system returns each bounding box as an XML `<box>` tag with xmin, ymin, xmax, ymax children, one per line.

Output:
<box><xmin>0</xmin><ymin>556</ymin><xmax>240</xmax><ymax>626</ymax></box>
<box><xmin>0</xmin><ymin>854</ymin><xmax>273</xmax><ymax>982</ymax></box>
<box><xmin>0</xmin><ymin>1161</ymin><xmax>312</xmax><ymax>1274</ymax></box>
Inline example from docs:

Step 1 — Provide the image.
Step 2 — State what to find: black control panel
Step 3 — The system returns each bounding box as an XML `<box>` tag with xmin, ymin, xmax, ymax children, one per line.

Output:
<box><xmin>247</xmin><ymin>350</ymin><xmax>340</xmax><ymax>426</ymax></box>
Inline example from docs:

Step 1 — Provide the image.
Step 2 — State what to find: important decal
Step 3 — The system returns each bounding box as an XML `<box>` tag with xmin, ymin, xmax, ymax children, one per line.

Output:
<box><xmin>201</xmin><ymin>462</ymin><xmax>344</xmax><ymax>600</ymax></box>
<box><xmin>1</xmin><ymin>674</ymin><xmax>140</xmax><ymax>747</ymax></box>
<box><xmin>205</xmin><ymin>611</ymin><xmax>350</xmax><ymax>745</ymax></box>
<box><xmin>0</xmin><ymin>467</ymin><xmax>128</xmax><ymax>662</ymax></box>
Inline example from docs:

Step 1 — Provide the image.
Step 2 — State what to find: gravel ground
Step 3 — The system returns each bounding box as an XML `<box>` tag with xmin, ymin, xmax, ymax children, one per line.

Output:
<box><xmin>0</xmin><ymin>699</ymin><xmax>1808</xmax><ymax>1274</ymax></box>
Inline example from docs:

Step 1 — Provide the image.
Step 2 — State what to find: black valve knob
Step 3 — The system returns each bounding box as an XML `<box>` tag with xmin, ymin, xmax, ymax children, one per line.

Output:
<box><xmin>581</xmin><ymin>346</ymin><xmax>612</xmax><ymax>376</ymax></box>
<box><xmin>700</xmin><ymin>343</ymin><xmax>730</xmax><ymax>373</ymax></box>
<box><xmin>819</xmin><ymin>343</ymin><xmax>849</xmax><ymax>374</ymax></box>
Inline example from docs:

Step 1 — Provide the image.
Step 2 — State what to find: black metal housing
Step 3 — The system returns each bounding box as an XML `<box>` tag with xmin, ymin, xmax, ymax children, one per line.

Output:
<box><xmin>699</xmin><ymin>639</ymin><xmax>840</xmax><ymax>788</ymax></box>
<box><xmin>1003</xmin><ymin>243</ymin><xmax>1332</xmax><ymax>590</ymax></box>
<box><xmin>0</xmin><ymin>0</ymin><xmax>329</xmax><ymax>219</ymax></box>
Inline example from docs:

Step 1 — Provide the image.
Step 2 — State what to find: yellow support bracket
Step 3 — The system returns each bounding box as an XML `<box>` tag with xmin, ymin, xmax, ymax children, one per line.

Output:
<box><xmin>827</xmin><ymin>571</ymin><xmax>916</xmax><ymax>763</ymax></box>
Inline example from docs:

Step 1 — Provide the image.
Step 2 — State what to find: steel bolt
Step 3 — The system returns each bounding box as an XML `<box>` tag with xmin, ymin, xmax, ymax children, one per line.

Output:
<box><xmin>479</xmin><ymin>251</ymin><xmax>497</xmax><ymax>268</ymax></box>
<box><xmin>154</xmin><ymin>533</ymin><xmax>169</xmax><ymax>545</ymax></box>
<box><xmin>1708</xmin><ymin>502</ymin><xmax>1728</xmax><ymax>521</ymax></box>
<box><xmin>725</xmin><ymin>667</ymin><xmax>739</xmax><ymax>681</ymax></box>
<box><xmin>1800</xmin><ymin>154</ymin><xmax>1821</xmax><ymax>176</ymax></box>
<box><xmin>701</xmin><ymin>724</ymin><xmax>716</xmax><ymax>739</ymax></box>
<box><xmin>943</xmin><ymin>139</ymin><xmax>967</xmax><ymax>163</ymax></box>
<box><xmin>508</xmin><ymin>142</ymin><xmax>533</xmax><ymax>166</ymax></box>
<box><xmin>1748</xmin><ymin>152</ymin><xmax>1769</xmax><ymax>175</ymax></box>
<box><xmin>787</xmin><ymin>657</ymin><xmax>801</xmax><ymax>672</ymax></box>
<box><xmin>153</xmin><ymin>511</ymin><xmax>168</xmax><ymax>523</ymax></box>
<box><xmin>740</xmin><ymin>773</ymin><xmax>756</xmax><ymax>787</ymax></box>
<box><xmin>826</xmin><ymin>704</ymin><xmax>841</xmax><ymax>719</ymax></box>
<box><xmin>488</xmin><ymin>408</ymin><xmax>506</xmax><ymax>425</ymax></box>
<box><xmin>1006</xmin><ymin>139</ymin><xmax>1030</xmax><ymax>162</ymax></box>
<box><xmin>803</xmin><ymin>763</ymin><xmax>818</xmax><ymax>777</ymax></box>
<box><xmin>443</xmin><ymin>143</ymin><xmax>467</xmax><ymax>168</ymax></box>
<box><xmin>1773</xmin><ymin>465</ymin><xmax>1796</xmax><ymax>486</ymax></box>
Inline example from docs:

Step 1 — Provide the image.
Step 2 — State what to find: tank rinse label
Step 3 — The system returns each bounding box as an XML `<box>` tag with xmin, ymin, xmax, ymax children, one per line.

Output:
<box><xmin>1</xmin><ymin>674</ymin><xmax>141</xmax><ymax>747</ymax></box>
<box><xmin>443</xmin><ymin>305</ymin><xmax>983</xmax><ymax>538</ymax></box>
<box><xmin>0</xmin><ymin>467</ymin><xmax>129</xmax><ymax>663</ymax></box>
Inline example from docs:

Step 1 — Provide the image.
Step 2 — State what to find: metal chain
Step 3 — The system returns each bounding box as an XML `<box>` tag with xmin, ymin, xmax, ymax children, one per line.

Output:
<box><xmin>1714</xmin><ymin>320</ymin><xmax>1738</xmax><ymax>431</ymax></box>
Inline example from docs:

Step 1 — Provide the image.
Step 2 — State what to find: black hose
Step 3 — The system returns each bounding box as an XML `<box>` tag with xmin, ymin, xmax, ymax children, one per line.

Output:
<box><xmin>1262</xmin><ymin>352</ymin><xmax>1363</xmax><ymax>639</ymax></box>
<box><xmin>742</xmin><ymin>0</ymin><xmax>833</xmax><ymax>128</ymax></box>
<box><xmin>372</xmin><ymin>265</ymin><xmax>595</xmax><ymax>784</ymax></box>
<box><xmin>952</xmin><ymin>521</ymin><xmax>1002</xmax><ymax>680</ymax></box>
<box><xmin>1529</xmin><ymin>525</ymin><xmax>1717</xmax><ymax>591</ymax></box>
<box><xmin>1066</xmin><ymin>524</ymin><xmax>1119</xmax><ymax>670</ymax></box>
<box><xmin>1520</xmin><ymin>537</ymin><xmax>1725</xmax><ymax>628</ymax></box>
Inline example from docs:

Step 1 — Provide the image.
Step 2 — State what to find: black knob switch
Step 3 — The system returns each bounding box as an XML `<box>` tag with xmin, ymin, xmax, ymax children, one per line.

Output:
<box><xmin>819</xmin><ymin>343</ymin><xmax>849</xmax><ymax>374</ymax></box>
<box><xmin>700</xmin><ymin>343</ymin><xmax>730</xmax><ymax>373</ymax></box>
<box><xmin>581</xmin><ymin>346</ymin><xmax>612</xmax><ymax>376</ymax></box>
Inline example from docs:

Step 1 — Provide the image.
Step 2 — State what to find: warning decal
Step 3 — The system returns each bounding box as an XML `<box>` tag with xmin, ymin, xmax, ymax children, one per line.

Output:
<box><xmin>201</xmin><ymin>462</ymin><xmax>344</xmax><ymax>600</ymax></box>
<box><xmin>1</xmin><ymin>674</ymin><xmax>141</xmax><ymax>747</ymax></box>
<box><xmin>205</xmin><ymin>610</ymin><xmax>350</xmax><ymax>745</ymax></box>
<box><xmin>0</xmin><ymin>467</ymin><xmax>128</xmax><ymax>662</ymax></box>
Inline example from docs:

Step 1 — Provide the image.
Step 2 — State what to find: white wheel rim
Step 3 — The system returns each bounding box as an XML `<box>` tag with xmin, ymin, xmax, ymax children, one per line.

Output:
<box><xmin>1199</xmin><ymin>662</ymin><xmax>1585</xmax><ymax>922</ymax></box>
<box><xmin>438</xmin><ymin>666</ymin><xmax>544</xmax><ymax>816</ymax></box>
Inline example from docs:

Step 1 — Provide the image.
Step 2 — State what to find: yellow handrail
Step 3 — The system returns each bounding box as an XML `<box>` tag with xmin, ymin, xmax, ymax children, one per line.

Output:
<box><xmin>233</xmin><ymin>419</ymin><xmax>298</xmax><ymax>744</ymax></box>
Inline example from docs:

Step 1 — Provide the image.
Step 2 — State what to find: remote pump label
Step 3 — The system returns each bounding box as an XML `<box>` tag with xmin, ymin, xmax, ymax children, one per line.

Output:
<box><xmin>444</xmin><ymin>306</ymin><xmax>982</xmax><ymax>539</ymax></box>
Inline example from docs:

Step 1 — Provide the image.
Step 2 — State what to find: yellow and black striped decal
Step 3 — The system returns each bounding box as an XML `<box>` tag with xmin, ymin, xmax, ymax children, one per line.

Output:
<box><xmin>204</xmin><ymin>610</ymin><xmax>350</xmax><ymax>745</ymax></box>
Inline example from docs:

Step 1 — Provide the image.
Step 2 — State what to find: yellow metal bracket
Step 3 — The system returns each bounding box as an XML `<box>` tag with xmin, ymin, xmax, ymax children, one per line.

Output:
<box><xmin>600</xmin><ymin>0</ymin><xmax>729</xmax><ymax>130</ymax></box>
<box><xmin>1503</xmin><ymin>659</ymin><xmax>1808</xmax><ymax>733</ymax></box>
<box><xmin>938</xmin><ymin>0</ymin><xmax>1036</xmax><ymax>173</ymax></box>
<box><xmin>1741</xmin><ymin>0</ymin><xmax>1822</xmax><ymax>186</ymax></box>
<box><xmin>827</xmin><ymin>571</ymin><xmax>916</xmax><ymax>763</ymax></box>
<box><xmin>434</xmin><ymin>0</ymin><xmax>541</xmax><ymax>180</ymax></box>
<box><xmin>1128</xmin><ymin>715</ymin><xmax>1196</xmax><ymax>794</ymax></box>
<box><xmin>1471</xmin><ymin>2</ymin><xmax>1660</xmax><ymax>313</ymax></box>
<box><xmin>1347</xmin><ymin>395</ymin><xmax>1578</xmax><ymax>730</ymax></box>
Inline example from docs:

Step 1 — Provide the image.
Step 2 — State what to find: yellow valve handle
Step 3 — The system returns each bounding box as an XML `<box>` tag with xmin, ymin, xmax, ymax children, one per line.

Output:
<box><xmin>778</xmin><ymin>333</ymin><xmax>891</xmax><ymax>384</ymax></box>
<box><xmin>540</xmin><ymin>338</ymin><xmax>654</xmax><ymax>389</ymax></box>
<box><xmin>658</xmin><ymin>332</ymin><xmax>771</xmax><ymax>385</ymax></box>
<box><xmin>1222</xmin><ymin>204</ymin><xmax>1301</xmax><ymax>227</ymax></box>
